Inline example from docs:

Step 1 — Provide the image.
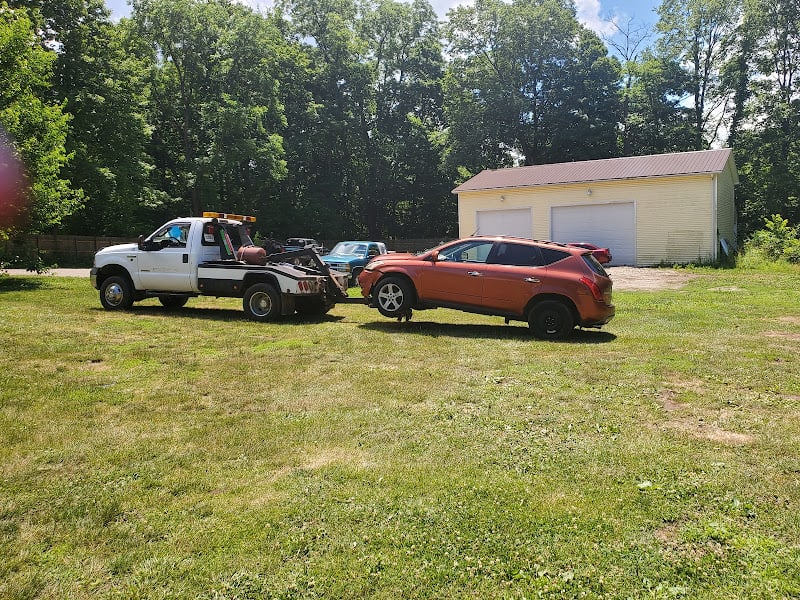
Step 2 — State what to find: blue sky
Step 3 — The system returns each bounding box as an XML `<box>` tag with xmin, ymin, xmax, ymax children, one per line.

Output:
<box><xmin>105</xmin><ymin>0</ymin><xmax>661</xmax><ymax>35</ymax></box>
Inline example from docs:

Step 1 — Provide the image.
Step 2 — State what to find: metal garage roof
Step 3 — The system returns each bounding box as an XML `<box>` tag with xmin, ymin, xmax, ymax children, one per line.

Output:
<box><xmin>452</xmin><ymin>148</ymin><xmax>736</xmax><ymax>193</ymax></box>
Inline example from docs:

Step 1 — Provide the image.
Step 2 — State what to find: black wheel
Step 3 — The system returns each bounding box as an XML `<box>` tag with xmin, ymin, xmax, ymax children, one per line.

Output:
<box><xmin>158</xmin><ymin>295</ymin><xmax>189</xmax><ymax>309</ymax></box>
<box><xmin>100</xmin><ymin>275</ymin><xmax>134</xmax><ymax>310</ymax></box>
<box><xmin>374</xmin><ymin>276</ymin><xmax>413</xmax><ymax>318</ymax></box>
<box><xmin>295</xmin><ymin>297</ymin><xmax>332</xmax><ymax>316</ymax></box>
<box><xmin>243</xmin><ymin>283</ymin><xmax>281</xmax><ymax>322</ymax></box>
<box><xmin>528</xmin><ymin>300</ymin><xmax>574</xmax><ymax>340</ymax></box>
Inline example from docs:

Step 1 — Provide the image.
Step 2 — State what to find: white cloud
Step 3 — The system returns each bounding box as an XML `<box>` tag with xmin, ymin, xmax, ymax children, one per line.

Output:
<box><xmin>574</xmin><ymin>0</ymin><xmax>618</xmax><ymax>36</ymax></box>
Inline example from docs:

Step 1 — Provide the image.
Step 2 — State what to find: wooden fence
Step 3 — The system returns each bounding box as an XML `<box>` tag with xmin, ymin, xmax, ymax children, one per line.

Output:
<box><xmin>2</xmin><ymin>234</ymin><xmax>448</xmax><ymax>266</ymax></box>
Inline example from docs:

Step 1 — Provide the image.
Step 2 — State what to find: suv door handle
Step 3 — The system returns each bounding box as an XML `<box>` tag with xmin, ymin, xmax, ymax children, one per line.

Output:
<box><xmin>467</xmin><ymin>271</ymin><xmax>482</xmax><ymax>277</ymax></box>
<box><xmin>524</xmin><ymin>277</ymin><xmax>540</xmax><ymax>283</ymax></box>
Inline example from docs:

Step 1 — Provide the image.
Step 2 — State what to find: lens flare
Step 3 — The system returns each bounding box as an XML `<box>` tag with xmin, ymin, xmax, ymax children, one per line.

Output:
<box><xmin>0</xmin><ymin>131</ymin><xmax>30</xmax><ymax>230</ymax></box>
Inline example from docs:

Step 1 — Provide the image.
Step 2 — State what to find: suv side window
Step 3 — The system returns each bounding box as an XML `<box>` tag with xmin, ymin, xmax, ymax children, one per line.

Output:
<box><xmin>439</xmin><ymin>240</ymin><xmax>495</xmax><ymax>263</ymax></box>
<box><xmin>490</xmin><ymin>242</ymin><xmax>543</xmax><ymax>267</ymax></box>
<box><xmin>539</xmin><ymin>247</ymin><xmax>571</xmax><ymax>265</ymax></box>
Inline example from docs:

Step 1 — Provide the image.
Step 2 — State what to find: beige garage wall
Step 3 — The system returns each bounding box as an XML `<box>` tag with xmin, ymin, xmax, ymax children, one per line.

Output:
<box><xmin>457</xmin><ymin>174</ymin><xmax>718</xmax><ymax>266</ymax></box>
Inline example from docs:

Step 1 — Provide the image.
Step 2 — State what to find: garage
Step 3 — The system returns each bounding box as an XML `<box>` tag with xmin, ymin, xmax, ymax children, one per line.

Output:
<box><xmin>475</xmin><ymin>208</ymin><xmax>532</xmax><ymax>238</ymax></box>
<box><xmin>551</xmin><ymin>202</ymin><xmax>635</xmax><ymax>265</ymax></box>
<box><xmin>452</xmin><ymin>149</ymin><xmax>738</xmax><ymax>266</ymax></box>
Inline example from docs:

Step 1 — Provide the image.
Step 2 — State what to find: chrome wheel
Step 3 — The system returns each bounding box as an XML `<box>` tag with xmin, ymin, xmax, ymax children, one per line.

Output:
<box><xmin>104</xmin><ymin>282</ymin><xmax>124</xmax><ymax>307</ymax></box>
<box><xmin>374</xmin><ymin>277</ymin><xmax>413</xmax><ymax>318</ymax></box>
<box><xmin>378</xmin><ymin>282</ymin><xmax>404</xmax><ymax>312</ymax></box>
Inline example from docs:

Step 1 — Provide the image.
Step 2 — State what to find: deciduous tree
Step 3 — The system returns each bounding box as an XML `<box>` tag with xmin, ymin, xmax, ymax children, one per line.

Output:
<box><xmin>0</xmin><ymin>3</ymin><xmax>81</xmax><ymax>232</ymax></box>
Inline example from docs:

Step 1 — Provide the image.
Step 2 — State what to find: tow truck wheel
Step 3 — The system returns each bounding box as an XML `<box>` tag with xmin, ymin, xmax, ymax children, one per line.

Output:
<box><xmin>100</xmin><ymin>275</ymin><xmax>134</xmax><ymax>310</ymax></box>
<box><xmin>158</xmin><ymin>295</ymin><xmax>189</xmax><ymax>309</ymax></box>
<box><xmin>243</xmin><ymin>283</ymin><xmax>281</xmax><ymax>322</ymax></box>
<box><xmin>295</xmin><ymin>297</ymin><xmax>331</xmax><ymax>316</ymax></box>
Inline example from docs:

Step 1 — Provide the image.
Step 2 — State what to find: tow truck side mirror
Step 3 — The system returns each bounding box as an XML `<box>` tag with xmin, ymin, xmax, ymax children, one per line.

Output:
<box><xmin>138</xmin><ymin>235</ymin><xmax>157</xmax><ymax>251</ymax></box>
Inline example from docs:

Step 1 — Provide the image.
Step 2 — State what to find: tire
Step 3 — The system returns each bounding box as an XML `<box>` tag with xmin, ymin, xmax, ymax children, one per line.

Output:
<box><xmin>295</xmin><ymin>297</ymin><xmax>331</xmax><ymax>316</ymax></box>
<box><xmin>158</xmin><ymin>295</ymin><xmax>189</xmax><ymax>309</ymax></box>
<box><xmin>374</xmin><ymin>276</ymin><xmax>413</xmax><ymax>318</ymax></box>
<box><xmin>243</xmin><ymin>283</ymin><xmax>281</xmax><ymax>322</ymax></box>
<box><xmin>528</xmin><ymin>300</ymin><xmax>575</xmax><ymax>340</ymax></box>
<box><xmin>100</xmin><ymin>275</ymin><xmax>134</xmax><ymax>310</ymax></box>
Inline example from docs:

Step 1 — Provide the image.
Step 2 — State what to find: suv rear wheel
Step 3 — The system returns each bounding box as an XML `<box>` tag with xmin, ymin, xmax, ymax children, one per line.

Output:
<box><xmin>374</xmin><ymin>276</ymin><xmax>413</xmax><ymax>318</ymax></box>
<box><xmin>529</xmin><ymin>300</ymin><xmax>574</xmax><ymax>340</ymax></box>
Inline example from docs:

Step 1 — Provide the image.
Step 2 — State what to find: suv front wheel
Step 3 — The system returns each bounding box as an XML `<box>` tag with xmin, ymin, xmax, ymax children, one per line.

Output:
<box><xmin>529</xmin><ymin>300</ymin><xmax>574</xmax><ymax>340</ymax></box>
<box><xmin>374</xmin><ymin>276</ymin><xmax>413</xmax><ymax>318</ymax></box>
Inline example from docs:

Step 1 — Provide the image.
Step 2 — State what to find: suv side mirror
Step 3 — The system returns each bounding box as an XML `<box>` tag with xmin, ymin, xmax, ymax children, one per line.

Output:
<box><xmin>137</xmin><ymin>235</ymin><xmax>146</xmax><ymax>250</ymax></box>
<box><xmin>429</xmin><ymin>250</ymin><xmax>439</xmax><ymax>262</ymax></box>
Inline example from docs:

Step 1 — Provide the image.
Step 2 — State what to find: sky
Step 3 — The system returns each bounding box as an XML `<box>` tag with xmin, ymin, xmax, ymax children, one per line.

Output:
<box><xmin>104</xmin><ymin>0</ymin><xmax>661</xmax><ymax>37</ymax></box>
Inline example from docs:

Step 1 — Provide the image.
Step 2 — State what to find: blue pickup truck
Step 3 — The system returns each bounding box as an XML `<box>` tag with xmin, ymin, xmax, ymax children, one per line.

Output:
<box><xmin>320</xmin><ymin>241</ymin><xmax>387</xmax><ymax>286</ymax></box>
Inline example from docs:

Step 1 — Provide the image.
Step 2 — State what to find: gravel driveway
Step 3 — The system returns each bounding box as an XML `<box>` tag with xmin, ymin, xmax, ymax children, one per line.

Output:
<box><xmin>606</xmin><ymin>267</ymin><xmax>698</xmax><ymax>291</ymax></box>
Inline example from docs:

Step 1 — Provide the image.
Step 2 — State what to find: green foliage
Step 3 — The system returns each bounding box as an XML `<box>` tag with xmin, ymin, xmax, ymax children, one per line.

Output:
<box><xmin>0</xmin><ymin>3</ymin><xmax>83</xmax><ymax>232</ymax></box>
<box><xmin>443</xmin><ymin>0</ymin><xmax>621</xmax><ymax>171</ymax></box>
<box><xmin>2</xmin><ymin>0</ymin><xmax>799</xmax><ymax>244</ymax></box>
<box><xmin>742</xmin><ymin>214</ymin><xmax>800</xmax><ymax>264</ymax></box>
<box><xmin>132</xmin><ymin>0</ymin><xmax>289</xmax><ymax>219</ymax></box>
<box><xmin>620</xmin><ymin>50</ymin><xmax>696</xmax><ymax>155</ymax></box>
<box><xmin>656</xmin><ymin>0</ymin><xmax>741</xmax><ymax>150</ymax></box>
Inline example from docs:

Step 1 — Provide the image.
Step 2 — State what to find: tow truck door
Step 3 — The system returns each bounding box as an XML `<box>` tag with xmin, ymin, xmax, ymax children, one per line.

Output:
<box><xmin>137</xmin><ymin>221</ymin><xmax>195</xmax><ymax>292</ymax></box>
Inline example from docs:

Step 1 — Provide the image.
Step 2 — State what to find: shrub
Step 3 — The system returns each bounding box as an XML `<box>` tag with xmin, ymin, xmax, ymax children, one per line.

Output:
<box><xmin>741</xmin><ymin>214</ymin><xmax>800</xmax><ymax>265</ymax></box>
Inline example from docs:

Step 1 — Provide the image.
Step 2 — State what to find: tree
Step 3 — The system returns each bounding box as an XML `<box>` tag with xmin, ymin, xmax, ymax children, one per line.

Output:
<box><xmin>604</xmin><ymin>17</ymin><xmax>653</xmax><ymax>155</ymax></box>
<box><xmin>656</xmin><ymin>0</ymin><xmax>741</xmax><ymax>149</ymax></box>
<box><xmin>132</xmin><ymin>0</ymin><xmax>287</xmax><ymax>219</ymax></box>
<box><xmin>280</xmin><ymin>0</ymin><xmax>450</xmax><ymax>239</ymax></box>
<box><xmin>0</xmin><ymin>3</ymin><xmax>81</xmax><ymax>233</ymax></box>
<box><xmin>443</xmin><ymin>0</ymin><xmax>621</xmax><ymax>175</ymax></box>
<box><xmin>11</xmin><ymin>0</ymin><xmax>160</xmax><ymax>235</ymax></box>
<box><xmin>727</xmin><ymin>0</ymin><xmax>800</xmax><ymax>238</ymax></box>
<box><xmin>622</xmin><ymin>50</ymin><xmax>696</xmax><ymax>155</ymax></box>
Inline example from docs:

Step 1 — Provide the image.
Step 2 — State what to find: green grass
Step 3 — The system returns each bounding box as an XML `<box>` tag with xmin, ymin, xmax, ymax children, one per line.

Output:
<box><xmin>1</xmin><ymin>269</ymin><xmax>799</xmax><ymax>598</ymax></box>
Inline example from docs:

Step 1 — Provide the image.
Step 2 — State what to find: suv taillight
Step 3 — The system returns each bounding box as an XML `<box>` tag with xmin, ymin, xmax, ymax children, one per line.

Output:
<box><xmin>580</xmin><ymin>276</ymin><xmax>605</xmax><ymax>302</ymax></box>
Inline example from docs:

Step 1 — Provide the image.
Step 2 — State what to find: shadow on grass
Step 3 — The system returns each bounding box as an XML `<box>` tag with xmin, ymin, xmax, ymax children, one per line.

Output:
<box><xmin>0</xmin><ymin>275</ymin><xmax>49</xmax><ymax>292</ymax></box>
<box><xmin>91</xmin><ymin>305</ymin><xmax>346</xmax><ymax>325</ymax></box>
<box><xmin>359</xmin><ymin>319</ymin><xmax>617</xmax><ymax>343</ymax></box>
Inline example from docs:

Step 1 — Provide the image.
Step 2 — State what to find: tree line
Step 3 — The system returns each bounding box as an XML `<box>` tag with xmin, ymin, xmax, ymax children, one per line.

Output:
<box><xmin>1</xmin><ymin>0</ymin><xmax>798</xmax><ymax>243</ymax></box>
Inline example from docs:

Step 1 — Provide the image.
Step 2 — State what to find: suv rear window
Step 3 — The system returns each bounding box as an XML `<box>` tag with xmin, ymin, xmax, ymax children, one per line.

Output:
<box><xmin>582</xmin><ymin>254</ymin><xmax>608</xmax><ymax>277</ymax></box>
<box><xmin>539</xmin><ymin>247</ymin><xmax>571</xmax><ymax>265</ymax></box>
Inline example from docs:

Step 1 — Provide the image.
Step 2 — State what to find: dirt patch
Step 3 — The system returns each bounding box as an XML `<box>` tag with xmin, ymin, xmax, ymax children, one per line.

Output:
<box><xmin>607</xmin><ymin>267</ymin><xmax>699</xmax><ymax>291</ymax></box>
<box><xmin>657</xmin><ymin>389</ymin><xmax>684</xmax><ymax>412</ymax></box>
<box><xmin>663</xmin><ymin>421</ymin><xmax>755</xmax><ymax>445</ymax></box>
<box><xmin>656</xmin><ymin>383</ymin><xmax>754</xmax><ymax>445</ymax></box>
<box><xmin>763</xmin><ymin>331</ymin><xmax>800</xmax><ymax>342</ymax></box>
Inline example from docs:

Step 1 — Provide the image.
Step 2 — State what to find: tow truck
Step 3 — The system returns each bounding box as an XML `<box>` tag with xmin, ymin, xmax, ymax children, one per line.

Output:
<box><xmin>90</xmin><ymin>212</ymin><xmax>352</xmax><ymax>321</ymax></box>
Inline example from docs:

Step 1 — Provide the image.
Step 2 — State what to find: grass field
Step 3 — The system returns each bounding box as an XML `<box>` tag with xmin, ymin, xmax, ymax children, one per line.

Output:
<box><xmin>1</xmin><ymin>268</ymin><xmax>799</xmax><ymax>598</ymax></box>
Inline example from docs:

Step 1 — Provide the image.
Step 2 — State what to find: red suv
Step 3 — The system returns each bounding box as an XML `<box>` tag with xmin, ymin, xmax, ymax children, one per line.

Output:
<box><xmin>357</xmin><ymin>237</ymin><xmax>614</xmax><ymax>340</ymax></box>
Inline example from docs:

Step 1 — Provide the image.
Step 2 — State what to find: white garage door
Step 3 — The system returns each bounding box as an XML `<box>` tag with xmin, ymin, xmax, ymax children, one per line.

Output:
<box><xmin>551</xmin><ymin>202</ymin><xmax>635</xmax><ymax>265</ymax></box>
<box><xmin>475</xmin><ymin>208</ymin><xmax>533</xmax><ymax>239</ymax></box>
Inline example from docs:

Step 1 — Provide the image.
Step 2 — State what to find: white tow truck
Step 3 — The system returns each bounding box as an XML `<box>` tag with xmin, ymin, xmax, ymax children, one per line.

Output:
<box><xmin>90</xmin><ymin>212</ymin><xmax>350</xmax><ymax>321</ymax></box>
